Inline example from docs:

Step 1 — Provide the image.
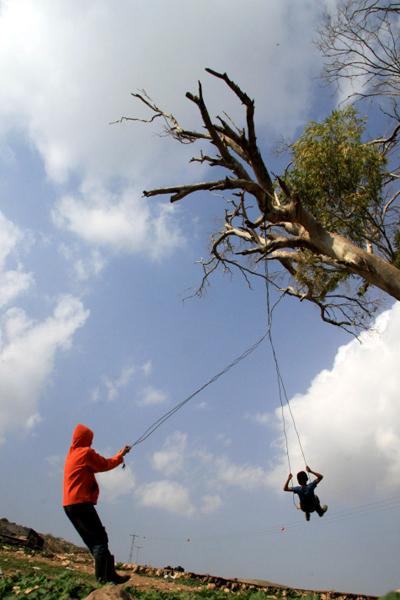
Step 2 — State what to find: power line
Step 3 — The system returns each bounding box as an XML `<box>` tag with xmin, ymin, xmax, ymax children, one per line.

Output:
<box><xmin>127</xmin><ymin>495</ymin><xmax>400</xmax><ymax>544</ymax></box>
<box><xmin>128</xmin><ymin>533</ymin><xmax>141</xmax><ymax>563</ymax></box>
<box><xmin>135</xmin><ymin>545</ymin><xmax>143</xmax><ymax>564</ymax></box>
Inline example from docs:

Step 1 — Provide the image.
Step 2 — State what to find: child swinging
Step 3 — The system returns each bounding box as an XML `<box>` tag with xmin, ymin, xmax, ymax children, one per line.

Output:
<box><xmin>284</xmin><ymin>465</ymin><xmax>328</xmax><ymax>521</ymax></box>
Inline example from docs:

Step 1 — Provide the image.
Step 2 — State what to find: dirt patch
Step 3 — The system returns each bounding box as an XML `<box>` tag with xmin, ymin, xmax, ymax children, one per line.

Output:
<box><xmin>0</xmin><ymin>517</ymin><xmax>89</xmax><ymax>555</ymax></box>
<box><xmin>0</xmin><ymin>518</ymin><xmax>379</xmax><ymax>600</ymax></box>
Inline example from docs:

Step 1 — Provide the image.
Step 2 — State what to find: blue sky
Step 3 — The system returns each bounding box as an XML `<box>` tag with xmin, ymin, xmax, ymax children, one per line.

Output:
<box><xmin>0</xmin><ymin>0</ymin><xmax>399</xmax><ymax>596</ymax></box>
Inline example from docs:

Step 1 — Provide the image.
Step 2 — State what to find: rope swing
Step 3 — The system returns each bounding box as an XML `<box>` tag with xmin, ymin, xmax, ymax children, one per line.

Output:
<box><xmin>127</xmin><ymin>330</ymin><xmax>269</xmax><ymax>450</ymax></box>
<box><xmin>263</xmin><ymin>255</ymin><xmax>308</xmax><ymax>509</ymax></box>
<box><xmin>124</xmin><ymin>251</ymin><xmax>307</xmax><ymax>503</ymax></box>
<box><xmin>264</xmin><ymin>257</ymin><xmax>307</xmax><ymax>473</ymax></box>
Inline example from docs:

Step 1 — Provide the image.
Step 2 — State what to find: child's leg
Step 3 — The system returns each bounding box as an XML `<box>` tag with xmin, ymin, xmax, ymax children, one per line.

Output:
<box><xmin>300</xmin><ymin>502</ymin><xmax>311</xmax><ymax>521</ymax></box>
<box><xmin>314</xmin><ymin>495</ymin><xmax>328</xmax><ymax>517</ymax></box>
<box><xmin>314</xmin><ymin>495</ymin><xmax>322</xmax><ymax>513</ymax></box>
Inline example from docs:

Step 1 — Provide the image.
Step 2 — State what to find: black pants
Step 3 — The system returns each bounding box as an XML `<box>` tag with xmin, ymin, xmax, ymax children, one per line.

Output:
<box><xmin>300</xmin><ymin>494</ymin><xmax>324</xmax><ymax>516</ymax></box>
<box><xmin>64</xmin><ymin>503</ymin><xmax>109</xmax><ymax>561</ymax></box>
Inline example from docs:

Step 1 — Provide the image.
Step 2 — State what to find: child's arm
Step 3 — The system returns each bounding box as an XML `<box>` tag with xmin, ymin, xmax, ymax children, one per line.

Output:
<box><xmin>306</xmin><ymin>465</ymin><xmax>323</xmax><ymax>483</ymax></box>
<box><xmin>283</xmin><ymin>473</ymin><xmax>293</xmax><ymax>491</ymax></box>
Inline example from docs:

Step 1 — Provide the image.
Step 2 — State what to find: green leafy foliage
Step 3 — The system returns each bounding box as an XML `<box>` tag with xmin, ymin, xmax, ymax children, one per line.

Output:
<box><xmin>277</xmin><ymin>107</ymin><xmax>391</xmax><ymax>302</ymax></box>
<box><xmin>131</xmin><ymin>589</ymin><xmax>320</xmax><ymax>600</ymax></box>
<box><xmin>0</xmin><ymin>571</ymin><xmax>96</xmax><ymax>599</ymax></box>
<box><xmin>393</xmin><ymin>230</ymin><xmax>400</xmax><ymax>269</ymax></box>
<box><xmin>288</xmin><ymin>249</ymin><xmax>351</xmax><ymax>300</ymax></box>
<box><xmin>287</xmin><ymin>107</ymin><xmax>386</xmax><ymax>244</ymax></box>
<box><xmin>0</xmin><ymin>574</ymin><xmax>324</xmax><ymax>600</ymax></box>
<box><xmin>379</xmin><ymin>593</ymin><xmax>400</xmax><ymax>600</ymax></box>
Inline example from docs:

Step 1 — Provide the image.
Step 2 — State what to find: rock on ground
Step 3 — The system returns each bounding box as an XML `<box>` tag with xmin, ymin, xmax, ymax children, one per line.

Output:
<box><xmin>84</xmin><ymin>585</ymin><xmax>133</xmax><ymax>600</ymax></box>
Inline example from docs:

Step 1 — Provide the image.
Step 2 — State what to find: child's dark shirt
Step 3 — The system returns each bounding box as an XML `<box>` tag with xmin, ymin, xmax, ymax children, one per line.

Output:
<box><xmin>292</xmin><ymin>479</ymin><xmax>318</xmax><ymax>510</ymax></box>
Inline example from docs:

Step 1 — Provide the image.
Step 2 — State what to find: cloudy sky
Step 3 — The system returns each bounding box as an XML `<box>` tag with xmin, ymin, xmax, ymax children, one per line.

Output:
<box><xmin>0</xmin><ymin>0</ymin><xmax>399</xmax><ymax>596</ymax></box>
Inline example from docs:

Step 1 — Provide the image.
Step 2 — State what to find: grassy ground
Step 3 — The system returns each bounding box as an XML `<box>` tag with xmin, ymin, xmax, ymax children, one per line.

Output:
<box><xmin>0</xmin><ymin>570</ymin><xmax>96</xmax><ymax>599</ymax></box>
<box><xmin>1</xmin><ymin>545</ymin><xmax>394</xmax><ymax>600</ymax></box>
<box><xmin>0</xmin><ymin>546</ymin><xmax>96</xmax><ymax>599</ymax></box>
<box><xmin>0</xmin><ymin>569</ymin><xmax>323</xmax><ymax>600</ymax></box>
<box><xmin>0</xmin><ymin>554</ymin><xmax>308</xmax><ymax>600</ymax></box>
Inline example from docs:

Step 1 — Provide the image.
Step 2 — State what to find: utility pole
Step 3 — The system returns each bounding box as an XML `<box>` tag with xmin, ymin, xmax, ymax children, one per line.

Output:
<box><xmin>135</xmin><ymin>545</ymin><xmax>143</xmax><ymax>564</ymax></box>
<box><xmin>128</xmin><ymin>533</ymin><xmax>140</xmax><ymax>564</ymax></box>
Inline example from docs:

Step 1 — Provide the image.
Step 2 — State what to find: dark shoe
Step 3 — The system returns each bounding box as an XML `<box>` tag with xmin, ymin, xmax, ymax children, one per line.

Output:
<box><xmin>305</xmin><ymin>512</ymin><xmax>310</xmax><ymax>521</ymax></box>
<box><xmin>109</xmin><ymin>572</ymin><xmax>130</xmax><ymax>585</ymax></box>
<box><xmin>320</xmin><ymin>504</ymin><xmax>328</xmax><ymax>517</ymax></box>
<box><xmin>94</xmin><ymin>553</ymin><xmax>108</xmax><ymax>584</ymax></box>
<box><xmin>106</xmin><ymin>554</ymin><xmax>130</xmax><ymax>584</ymax></box>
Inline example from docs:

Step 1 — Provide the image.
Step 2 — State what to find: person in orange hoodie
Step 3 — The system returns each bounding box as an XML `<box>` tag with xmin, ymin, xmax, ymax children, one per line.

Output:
<box><xmin>63</xmin><ymin>423</ymin><xmax>131</xmax><ymax>584</ymax></box>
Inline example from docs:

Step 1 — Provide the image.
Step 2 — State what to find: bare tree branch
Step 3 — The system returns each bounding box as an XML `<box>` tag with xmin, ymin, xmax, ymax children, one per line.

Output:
<box><xmin>117</xmin><ymin>63</ymin><xmax>400</xmax><ymax>333</ymax></box>
<box><xmin>143</xmin><ymin>178</ymin><xmax>262</xmax><ymax>203</ymax></box>
<box><xmin>319</xmin><ymin>0</ymin><xmax>400</xmax><ymax>99</ymax></box>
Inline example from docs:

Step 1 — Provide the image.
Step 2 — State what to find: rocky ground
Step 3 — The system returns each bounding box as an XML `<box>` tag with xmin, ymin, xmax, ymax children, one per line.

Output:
<box><xmin>0</xmin><ymin>517</ymin><xmax>384</xmax><ymax>600</ymax></box>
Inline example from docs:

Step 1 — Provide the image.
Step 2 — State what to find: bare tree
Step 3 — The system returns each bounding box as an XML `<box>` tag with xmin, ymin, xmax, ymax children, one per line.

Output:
<box><xmin>114</xmin><ymin>67</ymin><xmax>400</xmax><ymax>333</ymax></box>
<box><xmin>319</xmin><ymin>0</ymin><xmax>400</xmax><ymax>100</ymax></box>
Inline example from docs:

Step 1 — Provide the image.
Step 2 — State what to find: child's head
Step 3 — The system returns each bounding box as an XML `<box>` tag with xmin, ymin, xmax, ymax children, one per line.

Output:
<box><xmin>297</xmin><ymin>470</ymin><xmax>308</xmax><ymax>485</ymax></box>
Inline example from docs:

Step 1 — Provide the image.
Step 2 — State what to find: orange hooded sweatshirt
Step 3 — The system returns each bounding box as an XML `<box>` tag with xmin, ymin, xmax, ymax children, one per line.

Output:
<box><xmin>63</xmin><ymin>424</ymin><xmax>125</xmax><ymax>506</ymax></box>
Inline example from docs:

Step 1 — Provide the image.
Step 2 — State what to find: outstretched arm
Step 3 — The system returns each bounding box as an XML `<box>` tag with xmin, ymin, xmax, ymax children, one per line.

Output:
<box><xmin>283</xmin><ymin>473</ymin><xmax>293</xmax><ymax>492</ymax></box>
<box><xmin>87</xmin><ymin>445</ymin><xmax>132</xmax><ymax>473</ymax></box>
<box><xmin>306</xmin><ymin>465</ymin><xmax>323</xmax><ymax>483</ymax></box>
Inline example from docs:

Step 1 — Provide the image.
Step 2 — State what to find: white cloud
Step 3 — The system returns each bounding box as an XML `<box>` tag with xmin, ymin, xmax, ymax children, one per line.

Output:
<box><xmin>53</xmin><ymin>184</ymin><xmax>184</xmax><ymax>260</ymax></box>
<box><xmin>90</xmin><ymin>363</ymin><xmax>136</xmax><ymax>403</ymax></box>
<box><xmin>0</xmin><ymin>211</ymin><xmax>33</xmax><ymax>307</ymax></box>
<box><xmin>245</xmin><ymin>411</ymin><xmax>271</xmax><ymax>426</ymax></box>
<box><xmin>141</xmin><ymin>361</ymin><xmax>152</xmax><ymax>377</ymax></box>
<box><xmin>91</xmin><ymin>361</ymin><xmax>161</xmax><ymax>403</ymax></box>
<box><xmin>46</xmin><ymin>454</ymin><xmax>62</xmax><ymax>468</ymax></box>
<box><xmin>0</xmin><ymin>295</ymin><xmax>89</xmax><ymax>442</ymax></box>
<box><xmin>215</xmin><ymin>456</ymin><xmax>270</xmax><ymax>490</ymax></box>
<box><xmin>267</xmin><ymin>303</ymin><xmax>400</xmax><ymax>504</ymax></box>
<box><xmin>136</xmin><ymin>480</ymin><xmax>195</xmax><ymax>517</ymax></box>
<box><xmin>73</xmin><ymin>250</ymin><xmax>106</xmax><ymax>281</ymax></box>
<box><xmin>25</xmin><ymin>412</ymin><xmax>42</xmax><ymax>430</ymax></box>
<box><xmin>216</xmin><ymin>433</ymin><xmax>232</xmax><ymax>447</ymax></box>
<box><xmin>45</xmin><ymin>454</ymin><xmax>63</xmax><ymax>478</ymax></box>
<box><xmin>97</xmin><ymin>464</ymin><xmax>136</xmax><ymax>503</ymax></box>
<box><xmin>151</xmin><ymin>431</ymin><xmax>187</xmax><ymax>476</ymax></box>
<box><xmin>0</xmin><ymin>1</ymin><xmax>329</xmax><ymax>271</ymax></box>
<box><xmin>104</xmin><ymin>364</ymin><xmax>136</xmax><ymax>402</ymax></box>
<box><xmin>184</xmin><ymin>447</ymin><xmax>273</xmax><ymax>495</ymax></box>
<box><xmin>0</xmin><ymin>1</ymin><xmax>326</xmax><ymax>184</ymax></box>
<box><xmin>324</xmin><ymin>0</ymin><xmax>400</xmax><ymax>106</ymax></box>
<box><xmin>195</xmin><ymin>401</ymin><xmax>208</xmax><ymax>410</ymax></box>
<box><xmin>200</xmin><ymin>494</ymin><xmax>222</xmax><ymax>515</ymax></box>
<box><xmin>0</xmin><ymin>270</ymin><xmax>33</xmax><ymax>307</ymax></box>
<box><xmin>138</xmin><ymin>385</ymin><xmax>167</xmax><ymax>406</ymax></box>
<box><xmin>192</xmin><ymin>449</ymin><xmax>214</xmax><ymax>464</ymax></box>
<box><xmin>90</xmin><ymin>387</ymin><xmax>100</xmax><ymax>403</ymax></box>
<box><xmin>59</xmin><ymin>243</ymin><xmax>106</xmax><ymax>281</ymax></box>
<box><xmin>138</xmin><ymin>442</ymin><xmax>270</xmax><ymax>515</ymax></box>
<box><xmin>0</xmin><ymin>211</ymin><xmax>21</xmax><ymax>265</ymax></box>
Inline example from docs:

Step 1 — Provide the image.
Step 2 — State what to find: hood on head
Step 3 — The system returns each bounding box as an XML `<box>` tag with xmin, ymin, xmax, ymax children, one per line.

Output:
<box><xmin>71</xmin><ymin>423</ymin><xmax>93</xmax><ymax>448</ymax></box>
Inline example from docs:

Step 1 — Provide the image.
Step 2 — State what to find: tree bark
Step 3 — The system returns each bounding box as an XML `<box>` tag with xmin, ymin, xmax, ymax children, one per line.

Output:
<box><xmin>287</xmin><ymin>200</ymin><xmax>400</xmax><ymax>300</ymax></box>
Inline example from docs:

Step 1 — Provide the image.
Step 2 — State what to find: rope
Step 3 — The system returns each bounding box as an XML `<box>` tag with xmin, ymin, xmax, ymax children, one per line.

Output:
<box><xmin>127</xmin><ymin>294</ymin><xmax>283</xmax><ymax>451</ymax></box>
<box><xmin>263</xmin><ymin>256</ymin><xmax>307</xmax><ymax>469</ymax></box>
<box><xmin>130</xmin><ymin>335</ymin><xmax>267</xmax><ymax>448</ymax></box>
<box><xmin>124</xmin><ymin>241</ymin><xmax>306</xmax><ymax>495</ymax></box>
<box><xmin>264</xmin><ymin>265</ymin><xmax>291</xmax><ymax>474</ymax></box>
